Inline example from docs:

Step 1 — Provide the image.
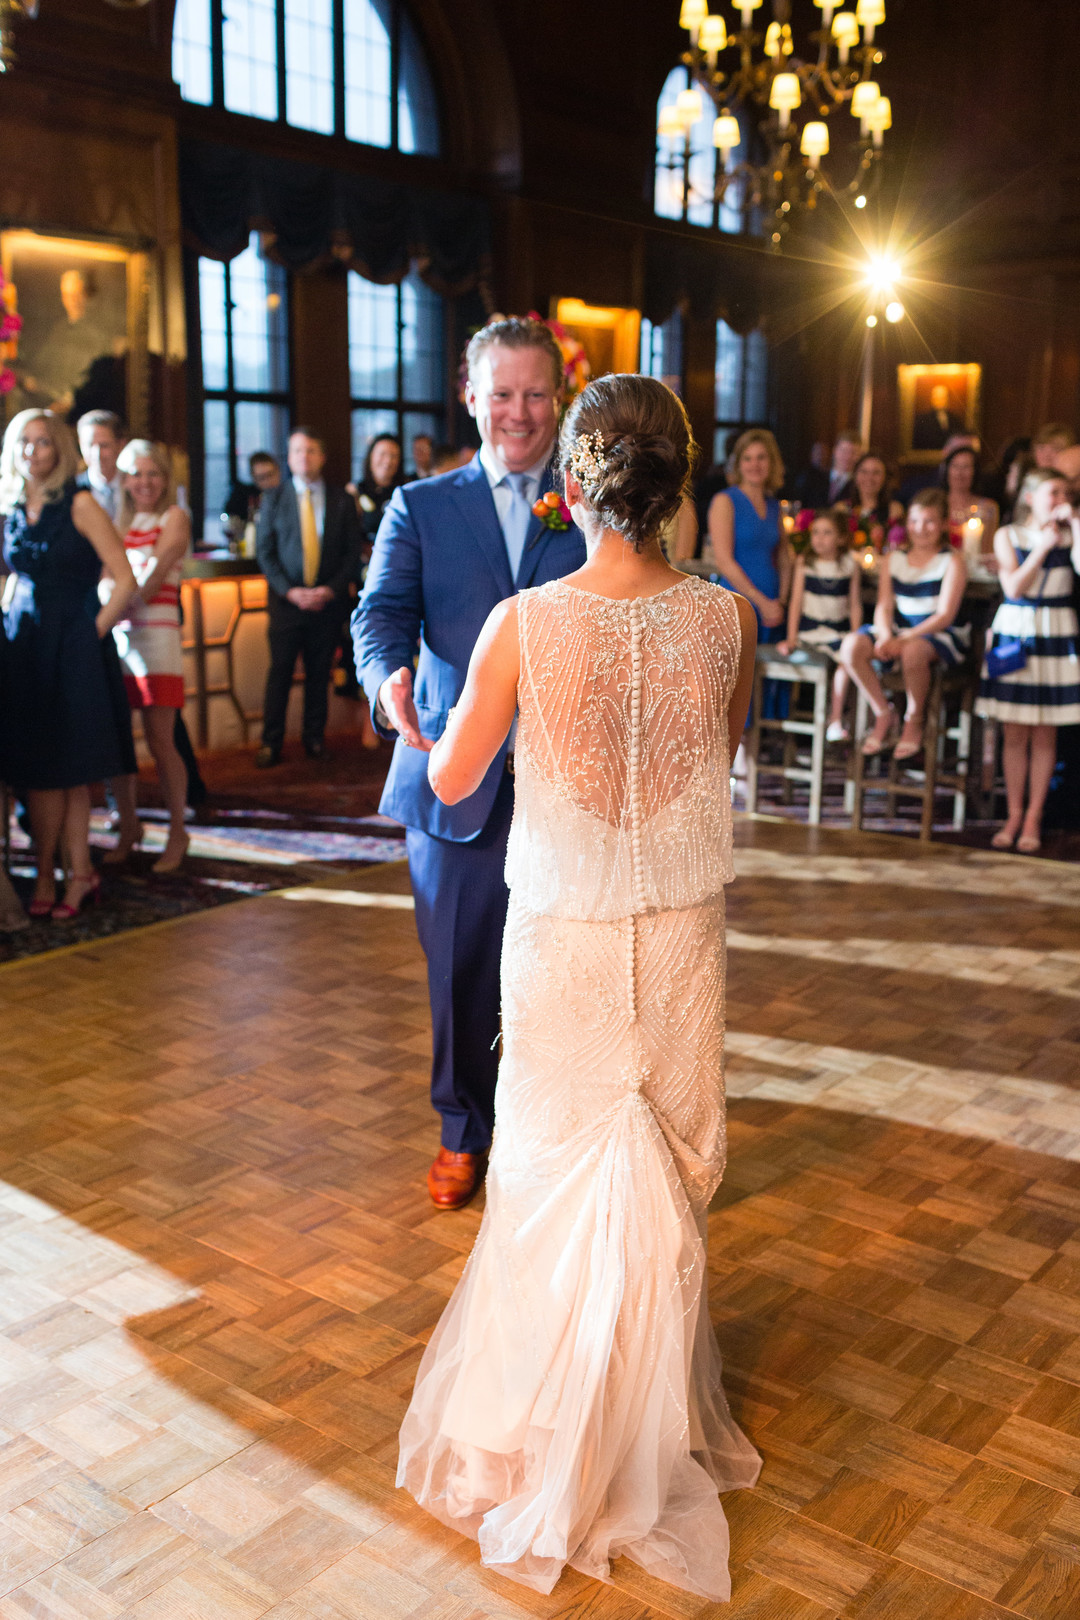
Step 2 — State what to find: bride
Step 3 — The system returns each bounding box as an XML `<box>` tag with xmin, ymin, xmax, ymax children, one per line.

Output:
<box><xmin>397</xmin><ymin>373</ymin><xmax>761</xmax><ymax>1600</ymax></box>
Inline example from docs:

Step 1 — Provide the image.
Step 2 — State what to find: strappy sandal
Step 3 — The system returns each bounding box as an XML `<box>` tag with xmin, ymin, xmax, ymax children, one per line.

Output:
<box><xmin>860</xmin><ymin>713</ymin><xmax>900</xmax><ymax>756</ymax></box>
<box><xmin>894</xmin><ymin>718</ymin><xmax>925</xmax><ymax>761</ymax></box>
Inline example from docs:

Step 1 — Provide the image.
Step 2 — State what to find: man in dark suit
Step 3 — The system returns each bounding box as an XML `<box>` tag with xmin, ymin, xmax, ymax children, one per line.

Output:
<box><xmin>255</xmin><ymin>426</ymin><xmax>361</xmax><ymax>765</ymax></box>
<box><xmin>353</xmin><ymin>317</ymin><xmax>586</xmax><ymax>1210</ymax></box>
<box><xmin>794</xmin><ymin>429</ymin><xmax>862</xmax><ymax>508</ymax></box>
<box><xmin>913</xmin><ymin>385</ymin><xmax>966</xmax><ymax>451</ymax></box>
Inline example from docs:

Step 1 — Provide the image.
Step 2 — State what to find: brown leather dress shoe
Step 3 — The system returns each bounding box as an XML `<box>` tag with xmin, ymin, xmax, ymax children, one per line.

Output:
<box><xmin>427</xmin><ymin>1147</ymin><xmax>487</xmax><ymax>1209</ymax></box>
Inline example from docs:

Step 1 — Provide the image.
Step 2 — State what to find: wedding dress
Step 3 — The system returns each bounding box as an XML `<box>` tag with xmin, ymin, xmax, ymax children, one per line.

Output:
<box><xmin>397</xmin><ymin>575</ymin><xmax>761</xmax><ymax>1599</ymax></box>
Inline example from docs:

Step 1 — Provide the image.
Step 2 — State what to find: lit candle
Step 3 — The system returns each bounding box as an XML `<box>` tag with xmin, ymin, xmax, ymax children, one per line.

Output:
<box><xmin>860</xmin><ymin>546</ymin><xmax>876</xmax><ymax>572</ymax></box>
<box><xmin>962</xmin><ymin>511</ymin><xmax>984</xmax><ymax>559</ymax></box>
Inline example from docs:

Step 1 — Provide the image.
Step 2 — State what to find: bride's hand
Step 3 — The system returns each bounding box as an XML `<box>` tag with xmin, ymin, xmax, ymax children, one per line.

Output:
<box><xmin>379</xmin><ymin>667</ymin><xmax>433</xmax><ymax>752</ymax></box>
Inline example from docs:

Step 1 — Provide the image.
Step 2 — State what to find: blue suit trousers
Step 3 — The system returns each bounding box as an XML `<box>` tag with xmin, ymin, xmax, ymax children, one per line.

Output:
<box><xmin>405</xmin><ymin>767</ymin><xmax>515</xmax><ymax>1153</ymax></box>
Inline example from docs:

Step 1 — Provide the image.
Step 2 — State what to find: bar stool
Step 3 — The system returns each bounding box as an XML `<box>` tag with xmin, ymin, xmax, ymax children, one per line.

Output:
<box><xmin>849</xmin><ymin>660</ymin><xmax>979</xmax><ymax>840</ymax></box>
<box><xmin>744</xmin><ymin>646</ymin><xmax>832</xmax><ymax>825</ymax></box>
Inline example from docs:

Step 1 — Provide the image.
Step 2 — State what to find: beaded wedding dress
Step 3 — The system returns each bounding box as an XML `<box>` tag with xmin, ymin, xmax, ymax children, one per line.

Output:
<box><xmin>398</xmin><ymin>575</ymin><xmax>761</xmax><ymax>1599</ymax></box>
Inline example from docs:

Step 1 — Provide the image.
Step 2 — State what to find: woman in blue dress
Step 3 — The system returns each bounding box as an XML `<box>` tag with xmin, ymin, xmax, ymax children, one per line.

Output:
<box><xmin>1</xmin><ymin>409</ymin><xmax>137</xmax><ymax>920</ymax></box>
<box><xmin>706</xmin><ymin>429</ymin><xmax>791</xmax><ymax>635</ymax></box>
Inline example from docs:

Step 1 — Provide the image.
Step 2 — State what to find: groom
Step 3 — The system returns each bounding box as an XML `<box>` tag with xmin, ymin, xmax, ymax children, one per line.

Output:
<box><xmin>353</xmin><ymin>317</ymin><xmax>586</xmax><ymax>1209</ymax></box>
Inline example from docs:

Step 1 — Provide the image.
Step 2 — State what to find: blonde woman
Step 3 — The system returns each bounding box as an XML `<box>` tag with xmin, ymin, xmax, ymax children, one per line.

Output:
<box><xmin>706</xmin><ymin>428</ymin><xmax>791</xmax><ymax>637</ymax></box>
<box><xmin>0</xmin><ymin>409</ymin><xmax>136</xmax><ymax>920</ymax></box>
<box><xmin>103</xmin><ymin>440</ymin><xmax>192</xmax><ymax>874</ymax></box>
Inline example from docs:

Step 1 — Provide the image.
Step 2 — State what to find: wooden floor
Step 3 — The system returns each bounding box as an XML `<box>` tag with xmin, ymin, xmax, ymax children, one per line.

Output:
<box><xmin>1</xmin><ymin>819</ymin><xmax>1080</xmax><ymax>1619</ymax></box>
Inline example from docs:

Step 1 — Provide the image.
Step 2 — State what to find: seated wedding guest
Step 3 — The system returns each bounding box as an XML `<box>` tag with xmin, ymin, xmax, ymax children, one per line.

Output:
<box><xmin>794</xmin><ymin>429</ymin><xmax>861</xmax><ymax>508</ymax></box>
<box><xmin>990</xmin><ymin>435</ymin><xmax>1033</xmax><ymax>519</ymax></box>
<box><xmin>224</xmin><ymin>450</ymin><xmax>281</xmax><ymax>524</ymax></box>
<box><xmin>1031</xmin><ymin>421</ymin><xmax>1075</xmax><ymax>469</ymax></box>
<box><xmin>850</xmin><ymin>451</ymin><xmax>904</xmax><ymax>538</ymax></box>
<box><xmin>707</xmin><ymin>428</ymin><xmax>790</xmax><ymax>638</ymax></box>
<box><xmin>940</xmin><ymin>444</ymin><xmax>998</xmax><ymax>548</ymax></box>
<box><xmin>76</xmin><ymin>409</ymin><xmax>126</xmax><ymax>519</ymax></box>
<box><xmin>255</xmin><ymin>426</ymin><xmax>361</xmax><ymax>766</ymax></box>
<box><xmin>411</xmin><ymin>434</ymin><xmax>435</xmax><ymax>479</ymax></box>
<box><xmin>102</xmin><ymin>440</ymin><xmax>192</xmax><ymax>875</ymax></box>
<box><xmin>0</xmin><ymin>409</ymin><xmax>137</xmax><ymax>920</ymax></box>
<box><xmin>777</xmin><ymin>508</ymin><xmax>862</xmax><ymax>741</ymax></box>
<box><xmin>353</xmin><ymin>433</ymin><xmax>405</xmax><ymax>547</ymax></box>
<box><xmin>1053</xmin><ymin>440</ymin><xmax>1080</xmax><ymax>499</ymax></box>
<box><xmin>838</xmin><ymin>487</ymin><xmax>968</xmax><ymax>761</ymax></box>
<box><xmin>430</xmin><ymin>443</ymin><xmax>460</xmax><ymax>475</ymax></box>
<box><xmin>977</xmin><ymin>468</ymin><xmax>1080</xmax><ymax>853</ymax></box>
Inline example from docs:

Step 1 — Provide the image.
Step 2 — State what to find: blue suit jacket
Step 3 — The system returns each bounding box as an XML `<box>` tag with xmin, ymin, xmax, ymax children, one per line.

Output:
<box><xmin>352</xmin><ymin>453</ymin><xmax>586</xmax><ymax>841</ymax></box>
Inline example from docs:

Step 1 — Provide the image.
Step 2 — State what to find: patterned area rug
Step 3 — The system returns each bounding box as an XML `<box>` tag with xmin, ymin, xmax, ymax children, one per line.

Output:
<box><xmin>1</xmin><ymin>735</ymin><xmax>405</xmax><ymax>965</ymax></box>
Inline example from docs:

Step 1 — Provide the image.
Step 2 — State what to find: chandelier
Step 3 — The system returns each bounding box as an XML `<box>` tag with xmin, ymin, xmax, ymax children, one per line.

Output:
<box><xmin>658</xmin><ymin>0</ymin><xmax>892</xmax><ymax>247</ymax></box>
<box><xmin>0</xmin><ymin>0</ymin><xmax>38</xmax><ymax>72</ymax></box>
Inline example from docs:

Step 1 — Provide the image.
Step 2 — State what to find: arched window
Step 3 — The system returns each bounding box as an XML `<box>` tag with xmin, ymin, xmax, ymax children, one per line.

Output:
<box><xmin>653</xmin><ymin>67</ymin><xmax>748</xmax><ymax>235</ymax></box>
<box><xmin>640</xmin><ymin>309</ymin><xmax>684</xmax><ymax>396</ymax></box>
<box><xmin>714</xmin><ymin>319</ymin><xmax>768</xmax><ymax>461</ymax></box>
<box><xmin>172</xmin><ymin>0</ymin><xmax>440</xmax><ymax>156</ymax></box>
<box><xmin>348</xmin><ymin>270</ymin><xmax>445</xmax><ymax>476</ymax></box>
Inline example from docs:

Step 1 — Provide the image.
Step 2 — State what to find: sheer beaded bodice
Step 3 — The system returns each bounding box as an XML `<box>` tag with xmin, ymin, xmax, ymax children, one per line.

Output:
<box><xmin>506</xmin><ymin>576</ymin><xmax>742</xmax><ymax>920</ymax></box>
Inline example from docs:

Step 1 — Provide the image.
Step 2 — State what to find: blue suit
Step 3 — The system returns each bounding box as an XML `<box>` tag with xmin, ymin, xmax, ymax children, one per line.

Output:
<box><xmin>353</xmin><ymin>452</ymin><xmax>585</xmax><ymax>1151</ymax></box>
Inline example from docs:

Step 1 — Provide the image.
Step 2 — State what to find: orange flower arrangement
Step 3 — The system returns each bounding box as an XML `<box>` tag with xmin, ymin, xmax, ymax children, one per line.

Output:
<box><xmin>532</xmin><ymin>488</ymin><xmax>572</xmax><ymax>531</ymax></box>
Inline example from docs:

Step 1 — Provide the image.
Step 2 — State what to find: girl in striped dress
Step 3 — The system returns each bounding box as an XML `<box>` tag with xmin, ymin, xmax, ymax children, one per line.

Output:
<box><xmin>102</xmin><ymin>440</ymin><xmax>192</xmax><ymax>874</ymax></box>
<box><xmin>777</xmin><ymin>509</ymin><xmax>862</xmax><ymax>741</ymax></box>
<box><xmin>839</xmin><ymin>488</ymin><xmax>968</xmax><ymax>759</ymax></box>
<box><xmin>976</xmin><ymin>468</ymin><xmax>1080</xmax><ymax>853</ymax></box>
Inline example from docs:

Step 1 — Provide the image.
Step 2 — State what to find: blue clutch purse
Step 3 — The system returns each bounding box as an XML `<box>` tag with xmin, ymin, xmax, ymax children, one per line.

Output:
<box><xmin>985</xmin><ymin>563</ymin><xmax>1048</xmax><ymax>679</ymax></box>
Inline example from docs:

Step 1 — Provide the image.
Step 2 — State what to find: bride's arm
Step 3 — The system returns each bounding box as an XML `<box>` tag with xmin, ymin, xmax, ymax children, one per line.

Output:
<box><xmin>428</xmin><ymin>598</ymin><xmax>520</xmax><ymax>805</ymax></box>
<box><xmin>726</xmin><ymin>593</ymin><xmax>759</xmax><ymax>741</ymax></box>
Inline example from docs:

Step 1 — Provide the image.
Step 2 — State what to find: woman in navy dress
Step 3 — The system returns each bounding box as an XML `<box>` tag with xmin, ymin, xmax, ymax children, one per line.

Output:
<box><xmin>0</xmin><ymin>409</ymin><xmax>137</xmax><ymax>920</ymax></box>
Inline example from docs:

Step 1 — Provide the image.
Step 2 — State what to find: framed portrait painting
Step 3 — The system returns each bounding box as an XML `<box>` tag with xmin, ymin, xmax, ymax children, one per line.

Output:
<box><xmin>898</xmin><ymin>363</ymin><xmax>982</xmax><ymax>464</ymax></box>
<box><xmin>0</xmin><ymin>230</ymin><xmax>149</xmax><ymax>431</ymax></box>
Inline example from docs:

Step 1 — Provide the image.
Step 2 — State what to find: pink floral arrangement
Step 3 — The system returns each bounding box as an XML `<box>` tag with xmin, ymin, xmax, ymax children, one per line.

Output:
<box><xmin>526</xmin><ymin>311</ymin><xmax>591</xmax><ymax>401</ymax></box>
<box><xmin>532</xmin><ymin>489</ymin><xmax>572</xmax><ymax>531</ymax></box>
<box><xmin>0</xmin><ymin>269</ymin><xmax>21</xmax><ymax>396</ymax></box>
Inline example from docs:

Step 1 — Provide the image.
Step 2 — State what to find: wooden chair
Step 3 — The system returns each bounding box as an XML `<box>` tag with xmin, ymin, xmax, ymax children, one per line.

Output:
<box><xmin>745</xmin><ymin>646</ymin><xmax>833</xmax><ymax>825</ymax></box>
<box><xmin>849</xmin><ymin>658</ymin><xmax>979</xmax><ymax>840</ymax></box>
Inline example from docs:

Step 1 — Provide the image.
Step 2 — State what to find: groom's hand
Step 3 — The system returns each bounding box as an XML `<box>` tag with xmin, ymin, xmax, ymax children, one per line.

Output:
<box><xmin>378</xmin><ymin>667</ymin><xmax>433</xmax><ymax>752</ymax></box>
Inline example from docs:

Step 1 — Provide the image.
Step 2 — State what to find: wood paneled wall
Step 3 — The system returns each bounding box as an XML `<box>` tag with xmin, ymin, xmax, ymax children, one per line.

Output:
<box><xmin>4</xmin><ymin>0</ymin><xmax>1080</xmax><ymax>477</ymax></box>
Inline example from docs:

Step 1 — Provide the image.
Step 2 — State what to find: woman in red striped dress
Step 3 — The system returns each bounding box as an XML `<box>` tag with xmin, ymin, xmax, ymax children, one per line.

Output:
<box><xmin>104</xmin><ymin>440</ymin><xmax>192</xmax><ymax>873</ymax></box>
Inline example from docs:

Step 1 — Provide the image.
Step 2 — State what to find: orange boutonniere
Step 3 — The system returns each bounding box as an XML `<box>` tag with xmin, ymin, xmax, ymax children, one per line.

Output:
<box><xmin>533</xmin><ymin>490</ymin><xmax>572</xmax><ymax>531</ymax></box>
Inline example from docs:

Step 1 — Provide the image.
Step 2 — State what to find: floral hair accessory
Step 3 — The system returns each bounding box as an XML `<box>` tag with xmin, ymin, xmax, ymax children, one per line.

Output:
<box><xmin>532</xmin><ymin>490</ymin><xmax>572</xmax><ymax>531</ymax></box>
<box><xmin>795</xmin><ymin>509</ymin><xmax>814</xmax><ymax>532</ymax></box>
<box><xmin>567</xmin><ymin>429</ymin><xmax>608</xmax><ymax>492</ymax></box>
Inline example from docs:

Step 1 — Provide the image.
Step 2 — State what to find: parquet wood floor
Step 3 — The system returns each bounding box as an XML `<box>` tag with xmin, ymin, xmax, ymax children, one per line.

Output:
<box><xmin>0</xmin><ymin>819</ymin><xmax>1079</xmax><ymax>1619</ymax></box>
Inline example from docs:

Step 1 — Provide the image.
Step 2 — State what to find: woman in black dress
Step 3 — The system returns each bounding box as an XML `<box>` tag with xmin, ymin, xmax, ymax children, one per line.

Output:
<box><xmin>1</xmin><ymin>409</ymin><xmax>137</xmax><ymax>920</ymax></box>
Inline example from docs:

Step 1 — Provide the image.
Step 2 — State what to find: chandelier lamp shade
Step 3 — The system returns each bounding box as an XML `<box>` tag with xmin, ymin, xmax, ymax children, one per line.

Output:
<box><xmin>658</xmin><ymin>0</ymin><xmax>893</xmax><ymax>245</ymax></box>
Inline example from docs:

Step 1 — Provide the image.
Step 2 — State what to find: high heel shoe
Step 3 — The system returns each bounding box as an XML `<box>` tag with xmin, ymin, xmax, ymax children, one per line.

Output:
<box><xmin>51</xmin><ymin>873</ymin><xmax>101</xmax><ymax>922</ymax></box>
<box><xmin>152</xmin><ymin>832</ymin><xmax>190</xmax><ymax>876</ymax></box>
<box><xmin>103</xmin><ymin>820</ymin><xmax>145</xmax><ymax>866</ymax></box>
<box><xmin>27</xmin><ymin>893</ymin><xmax>56</xmax><ymax>919</ymax></box>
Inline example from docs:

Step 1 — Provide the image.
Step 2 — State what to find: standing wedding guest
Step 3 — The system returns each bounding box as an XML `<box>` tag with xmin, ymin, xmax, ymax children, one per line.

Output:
<box><xmin>398</xmin><ymin>374</ymin><xmax>760</xmax><ymax>1600</ymax></box>
<box><xmin>977</xmin><ymin>469</ymin><xmax>1080</xmax><ymax>853</ymax></box>
<box><xmin>850</xmin><ymin>451</ymin><xmax>903</xmax><ymax>534</ymax></box>
<box><xmin>838</xmin><ymin>487</ymin><xmax>968</xmax><ymax>760</ymax></box>
<box><xmin>0</xmin><ymin>410</ymin><xmax>137</xmax><ymax>919</ymax></box>
<box><xmin>707</xmin><ymin>427</ymin><xmax>791</xmax><ymax>638</ymax></box>
<box><xmin>354</xmin><ymin>316</ymin><xmax>585</xmax><ymax>1209</ymax></box>
<box><xmin>410</xmin><ymin>433</ymin><xmax>435</xmax><ymax>479</ymax></box>
<box><xmin>794</xmin><ymin>428</ymin><xmax>861</xmax><ymax>507</ymax></box>
<box><xmin>76</xmin><ymin>408</ymin><xmax>126</xmax><ymax>519</ymax></box>
<box><xmin>354</xmin><ymin>433</ymin><xmax>405</xmax><ymax>548</ymax></box>
<box><xmin>255</xmin><ymin>427</ymin><xmax>361</xmax><ymax>767</ymax></box>
<box><xmin>224</xmin><ymin>449</ymin><xmax>281</xmax><ymax>525</ymax></box>
<box><xmin>102</xmin><ymin>440</ymin><xmax>192</xmax><ymax>874</ymax></box>
<box><xmin>777</xmin><ymin>508</ymin><xmax>862</xmax><ymax>741</ymax></box>
<box><xmin>991</xmin><ymin>435</ymin><xmax>1032</xmax><ymax>520</ymax></box>
<box><xmin>940</xmin><ymin>444</ymin><xmax>998</xmax><ymax>548</ymax></box>
<box><xmin>1031</xmin><ymin>422</ymin><xmax>1075</xmax><ymax>469</ymax></box>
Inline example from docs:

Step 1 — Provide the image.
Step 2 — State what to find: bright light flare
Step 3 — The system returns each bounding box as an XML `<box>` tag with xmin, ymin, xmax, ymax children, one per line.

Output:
<box><xmin>854</xmin><ymin>193</ymin><xmax>867</xmax><ymax>209</ymax></box>
<box><xmin>865</xmin><ymin>313</ymin><xmax>878</xmax><ymax>327</ymax></box>
<box><xmin>885</xmin><ymin>299</ymin><xmax>905</xmax><ymax>322</ymax></box>
<box><xmin>865</xmin><ymin>253</ymin><xmax>902</xmax><ymax>290</ymax></box>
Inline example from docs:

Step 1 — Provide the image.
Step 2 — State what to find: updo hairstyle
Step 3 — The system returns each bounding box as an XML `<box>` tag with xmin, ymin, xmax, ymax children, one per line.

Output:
<box><xmin>558</xmin><ymin>373</ymin><xmax>696</xmax><ymax>551</ymax></box>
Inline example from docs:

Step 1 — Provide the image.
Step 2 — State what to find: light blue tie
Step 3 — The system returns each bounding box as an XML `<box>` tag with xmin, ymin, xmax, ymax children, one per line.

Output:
<box><xmin>501</xmin><ymin>473</ymin><xmax>533</xmax><ymax>581</ymax></box>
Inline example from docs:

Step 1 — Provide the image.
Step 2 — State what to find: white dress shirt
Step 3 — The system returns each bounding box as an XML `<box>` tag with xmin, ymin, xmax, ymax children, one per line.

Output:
<box><xmin>86</xmin><ymin>471</ymin><xmax>123</xmax><ymax>521</ymax></box>
<box><xmin>292</xmin><ymin>475</ymin><xmax>326</xmax><ymax>537</ymax></box>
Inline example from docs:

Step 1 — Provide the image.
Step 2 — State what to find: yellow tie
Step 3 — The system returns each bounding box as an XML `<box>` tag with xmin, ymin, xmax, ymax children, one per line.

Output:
<box><xmin>300</xmin><ymin>486</ymin><xmax>321</xmax><ymax>586</ymax></box>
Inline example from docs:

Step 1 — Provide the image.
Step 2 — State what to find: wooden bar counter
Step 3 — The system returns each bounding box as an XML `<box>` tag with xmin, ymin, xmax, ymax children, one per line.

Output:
<box><xmin>180</xmin><ymin>553</ymin><xmax>361</xmax><ymax>750</ymax></box>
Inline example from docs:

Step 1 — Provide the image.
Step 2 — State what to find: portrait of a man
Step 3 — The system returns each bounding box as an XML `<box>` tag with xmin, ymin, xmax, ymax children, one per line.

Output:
<box><xmin>898</xmin><ymin>363</ymin><xmax>982</xmax><ymax>463</ymax></box>
<box><xmin>1</xmin><ymin>233</ymin><xmax>130</xmax><ymax>424</ymax></box>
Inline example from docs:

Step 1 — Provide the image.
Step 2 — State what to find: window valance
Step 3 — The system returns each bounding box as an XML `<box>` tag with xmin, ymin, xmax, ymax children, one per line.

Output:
<box><xmin>180</xmin><ymin>141</ymin><xmax>491</xmax><ymax>295</ymax></box>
